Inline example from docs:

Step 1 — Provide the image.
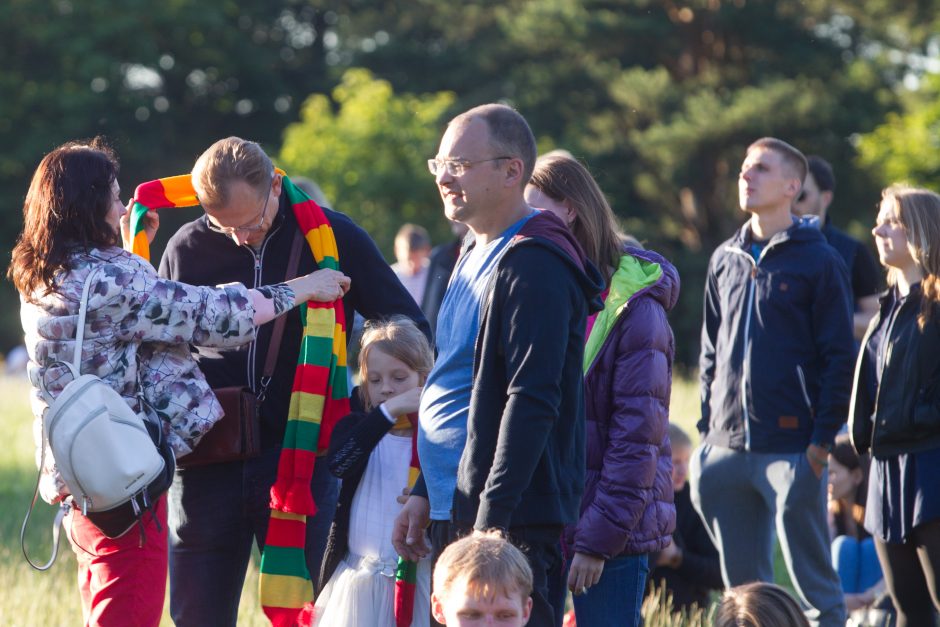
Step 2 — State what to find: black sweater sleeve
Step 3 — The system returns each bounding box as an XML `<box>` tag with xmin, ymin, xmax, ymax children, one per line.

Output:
<box><xmin>327</xmin><ymin>399</ymin><xmax>394</xmax><ymax>479</ymax></box>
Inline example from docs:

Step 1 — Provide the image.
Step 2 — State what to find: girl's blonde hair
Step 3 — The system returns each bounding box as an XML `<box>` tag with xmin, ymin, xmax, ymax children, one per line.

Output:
<box><xmin>358</xmin><ymin>316</ymin><xmax>433</xmax><ymax>410</ymax></box>
<box><xmin>881</xmin><ymin>185</ymin><xmax>940</xmax><ymax>329</ymax></box>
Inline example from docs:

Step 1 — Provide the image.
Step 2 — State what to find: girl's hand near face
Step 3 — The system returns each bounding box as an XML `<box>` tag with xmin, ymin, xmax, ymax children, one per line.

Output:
<box><xmin>383</xmin><ymin>386</ymin><xmax>423</xmax><ymax>417</ymax></box>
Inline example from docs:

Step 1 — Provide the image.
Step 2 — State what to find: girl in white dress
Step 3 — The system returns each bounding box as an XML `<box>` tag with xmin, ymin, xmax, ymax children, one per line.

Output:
<box><xmin>314</xmin><ymin>316</ymin><xmax>432</xmax><ymax>626</ymax></box>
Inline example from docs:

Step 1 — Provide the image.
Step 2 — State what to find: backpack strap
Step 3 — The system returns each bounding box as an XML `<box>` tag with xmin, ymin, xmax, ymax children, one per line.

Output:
<box><xmin>36</xmin><ymin>268</ymin><xmax>99</xmax><ymax>404</ymax></box>
<box><xmin>23</xmin><ymin>266</ymin><xmax>100</xmax><ymax>571</ymax></box>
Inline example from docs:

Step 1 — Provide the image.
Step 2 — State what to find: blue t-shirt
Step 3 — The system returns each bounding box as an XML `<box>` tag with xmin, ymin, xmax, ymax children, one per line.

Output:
<box><xmin>418</xmin><ymin>213</ymin><xmax>534</xmax><ymax>520</ymax></box>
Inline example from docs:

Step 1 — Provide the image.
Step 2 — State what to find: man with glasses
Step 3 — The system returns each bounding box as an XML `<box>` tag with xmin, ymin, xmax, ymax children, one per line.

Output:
<box><xmin>393</xmin><ymin>104</ymin><xmax>603</xmax><ymax>626</ymax></box>
<box><xmin>158</xmin><ymin>137</ymin><xmax>430</xmax><ymax>627</ymax></box>
<box><xmin>792</xmin><ymin>155</ymin><xmax>881</xmax><ymax>340</ymax></box>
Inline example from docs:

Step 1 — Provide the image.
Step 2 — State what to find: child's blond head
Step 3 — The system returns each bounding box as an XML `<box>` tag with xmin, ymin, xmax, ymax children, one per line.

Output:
<box><xmin>357</xmin><ymin>316</ymin><xmax>433</xmax><ymax>410</ymax></box>
<box><xmin>434</xmin><ymin>530</ymin><xmax>533</xmax><ymax>604</ymax></box>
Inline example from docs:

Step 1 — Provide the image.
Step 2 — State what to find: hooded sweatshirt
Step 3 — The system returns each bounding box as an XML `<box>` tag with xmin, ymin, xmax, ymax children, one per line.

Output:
<box><xmin>449</xmin><ymin>210</ymin><xmax>605</xmax><ymax>531</ymax></box>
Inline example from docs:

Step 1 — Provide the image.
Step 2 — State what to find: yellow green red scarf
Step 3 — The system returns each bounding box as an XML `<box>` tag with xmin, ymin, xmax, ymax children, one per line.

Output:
<box><xmin>129</xmin><ymin>171</ymin><xmax>350</xmax><ymax>626</ymax></box>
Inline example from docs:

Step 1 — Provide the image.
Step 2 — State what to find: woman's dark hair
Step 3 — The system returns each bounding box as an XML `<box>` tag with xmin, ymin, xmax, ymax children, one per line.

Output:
<box><xmin>8</xmin><ymin>138</ymin><xmax>120</xmax><ymax>301</ymax></box>
<box><xmin>715</xmin><ymin>582</ymin><xmax>810</xmax><ymax>627</ymax></box>
<box><xmin>829</xmin><ymin>433</ymin><xmax>870</xmax><ymax>532</ymax></box>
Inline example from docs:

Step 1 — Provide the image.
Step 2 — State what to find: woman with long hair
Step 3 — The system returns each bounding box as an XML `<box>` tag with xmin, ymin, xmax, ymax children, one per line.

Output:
<box><xmin>526</xmin><ymin>154</ymin><xmax>678</xmax><ymax>626</ymax></box>
<box><xmin>849</xmin><ymin>185</ymin><xmax>940</xmax><ymax>626</ymax></box>
<box><xmin>9</xmin><ymin>139</ymin><xmax>348</xmax><ymax>626</ymax></box>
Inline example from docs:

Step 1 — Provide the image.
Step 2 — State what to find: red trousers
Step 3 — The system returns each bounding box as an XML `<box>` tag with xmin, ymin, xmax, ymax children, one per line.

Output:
<box><xmin>66</xmin><ymin>495</ymin><xmax>168</xmax><ymax>627</ymax></box>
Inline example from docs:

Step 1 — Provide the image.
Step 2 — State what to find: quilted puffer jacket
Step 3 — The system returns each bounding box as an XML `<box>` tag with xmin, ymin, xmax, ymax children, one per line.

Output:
<box><xmin>566</xmin><ymin>247</ymin><xmax>679</xmax><ymax>558</ymax></box>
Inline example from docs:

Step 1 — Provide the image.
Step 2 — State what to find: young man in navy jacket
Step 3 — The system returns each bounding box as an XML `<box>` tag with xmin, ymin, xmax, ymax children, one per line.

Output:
<box><xmin>691</xmin><ymin>138</ymin><xmax>855</xmax><ymax>627</ymax></box>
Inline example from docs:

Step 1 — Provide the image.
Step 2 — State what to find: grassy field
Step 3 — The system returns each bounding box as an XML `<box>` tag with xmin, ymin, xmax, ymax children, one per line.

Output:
<box><xmin>0</xmin><ymin>373</ymin><xmax>788</xmax><ymax>626</ymax></box>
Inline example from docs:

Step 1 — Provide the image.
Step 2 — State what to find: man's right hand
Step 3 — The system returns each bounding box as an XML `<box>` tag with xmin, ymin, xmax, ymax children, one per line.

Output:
<box><xmin>392</xmin><ymin>495</ymin><xmax>430</xmax><ymax>562</ymax></box>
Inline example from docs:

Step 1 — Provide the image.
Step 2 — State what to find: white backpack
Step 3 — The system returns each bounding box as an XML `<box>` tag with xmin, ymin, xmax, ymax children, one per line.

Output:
<box><xmin>22</xmin><ymin>268</ymin><xmax>174</xmax><ymax>569</ymax></box>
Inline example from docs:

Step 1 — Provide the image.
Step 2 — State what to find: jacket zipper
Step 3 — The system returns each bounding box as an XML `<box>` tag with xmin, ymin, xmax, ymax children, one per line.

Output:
<box><xmin>724</xmin><ymin>238</ymin><xmax>784</xmax><ymax>451</ymax></box>
<box><xmin>869</xmin><ymin>295</ymin><xmax>909</xmax><ymax>456</ymax></box>
<box><xmin>243</xmin><ymin>221</ymin><xmax>282</xmax><ymax>394</ymax></box>
<box><xmin>795</xmin><ymin>365</ymin><xmax>814</xmax><ymax>415</ymax></box>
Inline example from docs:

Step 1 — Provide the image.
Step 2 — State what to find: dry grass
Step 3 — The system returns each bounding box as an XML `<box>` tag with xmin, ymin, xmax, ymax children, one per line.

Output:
<box><xmin>1</xmin><ymin>372</ymin><xmax>785</xmax><ymax>626</ymax></box>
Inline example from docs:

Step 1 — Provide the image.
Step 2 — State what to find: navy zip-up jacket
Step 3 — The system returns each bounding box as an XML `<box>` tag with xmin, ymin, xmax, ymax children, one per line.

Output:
<box><xmin>698</xmin><ymin>216</ymin><xmax>855</xmax><ymax>452</ymax></box>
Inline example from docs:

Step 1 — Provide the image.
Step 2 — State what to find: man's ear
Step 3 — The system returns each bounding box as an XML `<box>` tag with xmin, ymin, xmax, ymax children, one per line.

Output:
<box><xmin>820</xmin><ymin>190</ymin><xmax>834</xmax><ymax>212</ymax></box>
<box><xmin>504</xmin><ymin>157</ymin><xmax>524</xmax><ymax>189</ymax></box>
<box><xmin>272</xmin><ymin>172</ymin><xmax>283</xmax><ymax>197</ymax></box>
<box><xmin>431</xmin><ymin>592</ymin><xmax>448</xmax><ymax>624</ymax></box>
<box><xmin>786</xmin><ymin>177</ymin><xmax>802</xmax><ymax>198</ymax></box>
<box><xmin>522</xmin><ymin>596</ymin><xmax>533</xmax><ymax>622</ymax></box>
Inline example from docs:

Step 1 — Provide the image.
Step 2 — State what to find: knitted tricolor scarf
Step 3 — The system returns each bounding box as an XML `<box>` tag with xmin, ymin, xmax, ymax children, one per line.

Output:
<box><xmin>129</xmin><ymin>172</ymin><xmax>350</xmax><ymax>626</ymax></box>
<box><xmin>392</xmin><ymin>413</ymin><xmax>421</xmax><ymax>627</ymax></box>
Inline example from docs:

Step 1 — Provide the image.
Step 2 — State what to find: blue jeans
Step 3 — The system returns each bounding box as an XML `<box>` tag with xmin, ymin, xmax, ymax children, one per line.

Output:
<box><xmin>168</xmin><ymin>447</ymin><xmax>338</xmax><ymax>626</ymax></box>
<box><xmin>572</xmin><ymin>554</ymin><xmax>649</xmax><ymax>627</ymax></box>
<box><xmin>832</xmin><ymin>535</ymin><xmax>882</xmax><ymax>594</ymax></box>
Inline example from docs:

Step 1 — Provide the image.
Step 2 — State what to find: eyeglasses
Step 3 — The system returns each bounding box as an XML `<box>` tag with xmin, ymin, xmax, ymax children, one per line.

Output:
<box><xmin>206</xmin><ymin>177</ymin><xmax>273</xmax><ymax>236</ymax></box>
<box><xmin>427</xmin><ymin>156</ymin><xmax>511</xmax><ymax>177</ymax></box>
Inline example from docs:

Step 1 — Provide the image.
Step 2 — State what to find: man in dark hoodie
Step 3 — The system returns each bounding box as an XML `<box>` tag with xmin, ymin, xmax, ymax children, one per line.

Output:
<box><xmin>392</xmin><ymin>104</ymin><xmax>603</xmax><ymax>626</ymax></box>
<box><xmin>691</xmin><ymin>138</ymin><xmax>855</xmax><ymax>627</ymax></box>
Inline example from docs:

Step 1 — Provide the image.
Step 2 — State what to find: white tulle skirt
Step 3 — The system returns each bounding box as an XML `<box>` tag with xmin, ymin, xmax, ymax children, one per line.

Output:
<box><xmin>313</xmin><ymin>552</ymin><xmax>431</xmax><ymax>627</ymax></box>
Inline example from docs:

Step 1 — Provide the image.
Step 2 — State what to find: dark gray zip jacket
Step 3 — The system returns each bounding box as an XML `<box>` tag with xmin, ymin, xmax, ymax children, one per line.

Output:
<box><xmin>698</xmin><ymin>217</ymin><xmax>855</xmax><ymax>452</ymax></box>
<box><xmin>159</xmin><ymin>191</ymin><xmax>429</xmax><ymax>449</ymax></box>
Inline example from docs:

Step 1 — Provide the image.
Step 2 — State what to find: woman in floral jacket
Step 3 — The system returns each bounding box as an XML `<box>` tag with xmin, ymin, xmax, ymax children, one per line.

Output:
<box><xmin>527</xmin><ymin>154</ymin><xmax>678</xmax><ymax>627</ymax></box>
<box><xmin>8</xmin><ymin>139</ymin><xmax>349</xmax><ymax>627</ymax></box>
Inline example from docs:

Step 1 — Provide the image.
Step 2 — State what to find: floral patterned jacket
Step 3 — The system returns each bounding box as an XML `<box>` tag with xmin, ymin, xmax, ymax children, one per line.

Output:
<box><xmin>22</xmin><ymin>246</ymin><xmax>292</xmax><ymax>503</ymax></box>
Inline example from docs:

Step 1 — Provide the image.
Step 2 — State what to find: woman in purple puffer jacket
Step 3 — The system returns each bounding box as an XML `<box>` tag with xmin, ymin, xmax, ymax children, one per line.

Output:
<box><xmin>527</xmin><ymin>154</ymin><xmax>678</xmax><ymax>626</ymax></box>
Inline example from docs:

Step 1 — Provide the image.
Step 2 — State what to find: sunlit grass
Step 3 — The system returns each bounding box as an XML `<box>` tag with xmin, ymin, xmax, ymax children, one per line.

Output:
<box><xmin>1</xmin><ymin>372</ymin><xmax>796</xmax><ymax>626</ymax></box>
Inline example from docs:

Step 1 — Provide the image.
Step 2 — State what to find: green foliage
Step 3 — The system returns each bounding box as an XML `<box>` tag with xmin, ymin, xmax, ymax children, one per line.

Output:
<box><xmin>857</xmin><ymin>72</ymin><xmax>940</xmax><ymax>189</ymax></box>
<box><xmin>279</xmin><ymin>69</ymin><xmax>456</xmax><ymax>255</ymax></box>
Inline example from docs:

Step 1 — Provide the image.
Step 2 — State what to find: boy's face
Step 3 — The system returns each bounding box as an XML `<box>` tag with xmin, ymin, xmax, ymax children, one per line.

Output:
<box><xmin>432</xmin><ymin>582</ymin><xmax>533</xmax><ymax>627</ymax></box>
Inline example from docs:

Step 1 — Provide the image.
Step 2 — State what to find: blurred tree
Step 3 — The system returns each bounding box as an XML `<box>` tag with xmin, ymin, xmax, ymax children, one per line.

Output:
<box><xmin>321</xmin><ymin>0</ymin><xmax>923</xmax><ymax>365</ymax></box>
<box><xmin>857</xmin><ymin>72</ymin><xmax>940</xmax><ymax>190</ymax></box>
<box><xmin>0</xmin><ymin>0</ymin><xmax>334</xmax><ymax>349</ymax></box>
<box><xmin>279</xmin><ymin>68</ymin><xmax>455</xmax><ymax>255</ymax></box>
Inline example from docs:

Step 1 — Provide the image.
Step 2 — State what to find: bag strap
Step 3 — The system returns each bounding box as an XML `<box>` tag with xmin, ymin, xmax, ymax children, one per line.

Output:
<box><xmin>23</xmin><ymin>266</ymin><xmax>100</xmax><ymax>570</ymax></box>
<box><xmin>258</xmin><ymin>230</ymin><xmax>305</xmax><ymax>401</ymax></box>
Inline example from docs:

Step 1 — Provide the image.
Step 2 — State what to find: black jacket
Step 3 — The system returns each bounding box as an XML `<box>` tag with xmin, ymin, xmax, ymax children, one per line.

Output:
<box><xmin>420</xmin><ymin>237</ymin><xmax>463</xmax><ymax>342</ymax></box>
<box><xmin>447</xmin><ymin>211</ymin><xmax>604</xmax><ymax>530</ymax></box>
<box><xmin>850</xmin><ymin>286</ymin><xmax>940</xmax><ymax>457</ymax></box>
<box><xmin>318</xmin><ymin>394</ymin><xmax>400</xmax><ymax>591</ymax></box>
<box><xmin>159</xmin><ymin>191</ymin><xmax>429</xmax><ymax>448</ymax></box>
<box><xmin>698</xmin><ymin>217</ymin><xmax>855</xmax><ymax>452</ymax></box>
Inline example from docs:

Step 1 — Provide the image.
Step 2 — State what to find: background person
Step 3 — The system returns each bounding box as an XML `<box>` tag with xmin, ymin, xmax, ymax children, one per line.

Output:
<box><xmin>792</xmin><ymin>155</ymin><xmax>882</xmax><ymax>340</ymax></box>
<box><xmin>692</xmin><ymin>138</ymin><xmax>854</xmax><ymax>627</ymax></box>
<box><xmin>525</xmin><ymin>153</ymin><xmax>677</xmax><ymax>626</ymax></box>
<box><xmin>8</xmin><ymin>139</ymin><xmax>348</xmax><ymax>627</ymax></box>
<box><xmin>391</xmin><ymin>223</ymin><xmax>432</xmax><ymax>306</ymax></box>
<box><xmin>827</xmin><ymin>433</ymin><xmax>885</xmax><ymax>613</ymax></box>
<box><xmin>849</xmin><ymin>185</ymin><xmax>940</xmax><ymax>627</ymax></box>
<box><xmin>648</xmin><ymin>423</ymin><xmax>723</xmax><ymax>613</ymax></box>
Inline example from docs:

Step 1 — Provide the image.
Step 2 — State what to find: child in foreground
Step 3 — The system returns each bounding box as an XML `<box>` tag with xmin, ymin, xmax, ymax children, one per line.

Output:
<box><xmin>314</xmin><ymin>316</ymin><xmax>432</xmax><ymax>626</ymax></box>
<box><xmin>431</xmin><ymin>531</ymin><xmax>533</xmax><ymax>626</ymax></box>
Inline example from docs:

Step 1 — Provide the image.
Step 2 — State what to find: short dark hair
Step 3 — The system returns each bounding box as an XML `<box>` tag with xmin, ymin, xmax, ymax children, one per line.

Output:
<box><xmin>806</xmin><ymin>155</ymin><xmax>836</xmax><ymax>193</ymax></box>
<box><xmin>450</xmin><ymin>104</ymin><xmax>537</xmax><ymax>188</ymax></box>
<box><xmin>9</xmin><ymin>138</ymin><xmax>121</xmax><ymax>300</ymax></box>
<box><xmin>746</xmin><ymin>137</ymin><xmax>808</xmax><ymax>185</ymax></box>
